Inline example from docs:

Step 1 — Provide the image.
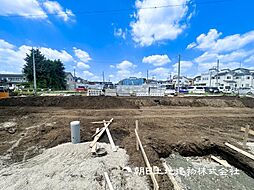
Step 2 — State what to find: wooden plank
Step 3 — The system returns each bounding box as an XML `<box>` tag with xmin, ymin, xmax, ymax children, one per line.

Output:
<box><xmin>162</xmin><ymin>161</ymin><xmax>182</xmax><ymax>190</ymax></box>
<box><xmin>90</xmin><ymin>118</ymin><xmax>113</xmax><ymax>148</ymax></box>
<box><xmin>243</xmin><ymin>125</ymin><xmax>250</xmax><ymax>149</ymax></box>
<box><xmin>135</xmin><ymin>128</ymin><xmax>159</xmax><ymax>190</ymax></box>
<box><xmin>104</xmin><ymin>120</ymin><xmax>117</xmax><ymax>152</ymax></box>
<box><xmin>225</xmin><ymin>142</ymin><xmax>254</xmax><ymax>161</ymax></box>
<box><xmin>135</xmin><ymin>120</ymin><xmax>139</xmax><ymax>151</ymax></box>
<box><xmin>104</xmin><ymin>172</ymin><xmax>114</xmax><ymax>190</ymax></box>
<box><xmin>91</xmin><ymin>128</ymin><xmax>100</xmax><ymax>154</ymax></box>
<box><xmin>211</xmin><ymin>155</ymin><xmax>231</xmax><ymax>167</ymax></box>
<box><xmin>91</xmin><ymin>120</ymin><xmax>111</xmax><ymax>124</ymax></box>
<box><xmin>241</xmin><ymin>127</ymin><xmax>254</xmax><ymax>136</ymax></box>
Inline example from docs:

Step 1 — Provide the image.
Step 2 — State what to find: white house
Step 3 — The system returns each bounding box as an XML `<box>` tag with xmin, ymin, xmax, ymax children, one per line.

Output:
<box><xmin>194</xmin><ymin>68</ymin><xmax>254</xmax><ymax>89</ymax></box>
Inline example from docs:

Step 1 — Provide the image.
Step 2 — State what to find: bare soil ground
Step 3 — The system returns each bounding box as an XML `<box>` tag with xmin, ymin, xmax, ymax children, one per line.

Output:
<box><xmin>0</xmin><ymin>96</ymin><xmax>254</xmax><ymax>189</ymax></box>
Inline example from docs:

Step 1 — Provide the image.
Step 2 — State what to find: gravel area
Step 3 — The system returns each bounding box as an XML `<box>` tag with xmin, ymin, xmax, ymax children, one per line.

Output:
<box><xmin>165</xmin><ymin>153</ymin><xmax>254</xmax><ymax>190</ymax></box>
<box><xmin>0</xmin><ymin>142</ymin><xmax>149</xmax><ymax>190</ymax></box>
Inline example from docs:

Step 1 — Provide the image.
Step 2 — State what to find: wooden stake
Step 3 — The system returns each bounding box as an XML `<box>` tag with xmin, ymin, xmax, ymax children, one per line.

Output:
<box><xmin>104</xmin><ymin>120</ymin><xmax>117</xmax><ymax>152</ymax></box>
<box><xmin>91</xmin><ymin>120</ymin><xmax>111</xmax><ymax>124</ymax></box>
<box><xmin>162</xmin><ymin>161</ymin><xmax>182</xmax><ymax>190</ymax></box>
<box><xmin>91</xmin><ymin>128</ymin><xmax>100</xmax><ymax>154</ymax></box>
<box><xmin>243</xmin><ymin>125</ymin><xmax>250</xmax><ymax>149</ymax></box>
<box><xmin>90</xmin><ymin>118</ymin><xmax>113</xmax><ymax>148</ymax></box>
<box><xmin>104</xmin><ymin>172</ymin><xmax>114</xmax><ymax>190</ymax></box>
<box><xmin>135</xmin><ymin>128</ymin><xmax>159</xmax><ymax>190</ymax></box>
<box><xmin>211</xmin><ymin>155</ymin><xmax>231</xmax><ymax>167</ymax></box>
<box><xmin>225</xmin><ymin>142</ymin><xmax>254</xmax><ymax>161</ymax></box>
<box><xmin>135</xmin><ymin>120</ymin><xmax>139</xmax><ymax>151</ymax></box>
<box><xmin>241</xmin><ymin>126</ymin><xmax>254</xmax><ymax>136</ymax></box>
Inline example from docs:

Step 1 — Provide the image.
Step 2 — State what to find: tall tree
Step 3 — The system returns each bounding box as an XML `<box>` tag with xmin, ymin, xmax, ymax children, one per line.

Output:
<box><xmin>23</xmin><ymin>49</ymin><xmax>66</xmax><ymax>90</ymax></box>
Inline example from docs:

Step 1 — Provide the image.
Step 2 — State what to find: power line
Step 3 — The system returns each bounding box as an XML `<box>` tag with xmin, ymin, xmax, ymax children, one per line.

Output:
<box><xmin>0</xmin><ymin>0</ymin><xmax>233</xmax><ymax>18</ymax></box>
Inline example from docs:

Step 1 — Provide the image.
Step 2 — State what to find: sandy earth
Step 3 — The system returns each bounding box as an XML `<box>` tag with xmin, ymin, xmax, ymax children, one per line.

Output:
<box><xmin>166</xmin><ymin>154</ymin><xmax>254</xmax><ymax>190</ymax></box>
<box><xmin>0</xmin><ymin>142</ymin><xmax>149</xmax><ymax>190</ymax></box>
<box><xmin>0</xmin><ymin>96</ymin><xmax>254</xmax><ymax>190</ymax></box>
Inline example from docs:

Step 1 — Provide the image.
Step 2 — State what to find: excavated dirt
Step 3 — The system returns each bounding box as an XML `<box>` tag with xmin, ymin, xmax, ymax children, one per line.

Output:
<box><xmin>0</xmin><ymin>96</ymin><xmax>254</xmax><ymax>189</ymax></box>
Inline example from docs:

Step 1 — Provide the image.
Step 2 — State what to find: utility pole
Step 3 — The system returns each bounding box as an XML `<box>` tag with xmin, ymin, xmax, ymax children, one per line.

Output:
<box><xmin>146</xmin><ymin>70</ymin><xmax>149</xmax><ymax>80</ymax></box>
<box><xmin>32</xmin><ymin>48</ymin><xmax>37</xmax><ymax>95</ymax></box>
<box><xmin>177</xmin><ymin>54</ymin><xmax>181</xmax><ymax>94</ymax></box>
<box><xmin>216</xmin><ymin>59</ymin><xmax>219</xmax><ymax>87</ymax></box>
<box><xmin>102</xmin><ymin>71</ymin><xmax>105</xmax><ymax>83</ymax></box>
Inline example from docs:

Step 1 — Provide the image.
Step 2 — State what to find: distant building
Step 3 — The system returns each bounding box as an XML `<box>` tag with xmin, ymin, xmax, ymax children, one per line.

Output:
<box><xmin>194</xmin><ymin>67</ymin><xmax>254</xmax><ymax>89</ymax></box>
<box><xmin>118</xmin><ymin>77</ymin><xmax>145</xmax><ymax>85</ymax></box>
<box><xmin>0</xmin><ymin>73</ymin><xmax>27</xmax><ymax>89</ymax></box>
<box><xmin>65</xmin><ymin>72</ymin><xmax>75</xmax><ymax>90</ymax></box>
<box><xmin>172</xmin><ymin>76</ymin><xmax>191</xmax><ymax>87</ymax></box>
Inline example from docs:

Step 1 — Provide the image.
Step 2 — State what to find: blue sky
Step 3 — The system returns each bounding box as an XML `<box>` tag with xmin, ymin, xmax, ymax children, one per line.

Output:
<box><xmin>0</xmin><ymin>0</ymin><xmax>254</xmax><ymax>82</ymax></box>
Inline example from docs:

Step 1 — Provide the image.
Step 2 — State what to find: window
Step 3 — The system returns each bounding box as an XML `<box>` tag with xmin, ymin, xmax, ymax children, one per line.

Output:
<box><xmin>218</xmin><ymin>77</ymin><xmax>220</xmax><ymax>79</ymax></box>
<box><xmin>235</xmin><ymin>77</ymin><xmax>239</xmax><ymax>79</ymax></box>
<box><xmin>247</xmin><ymin>76</ymin><xmax>250</xmax><ymax>79</ymax></box>
<box><xmin>226</xmin><ymin>76</ymin><xmax>231</xmax><ymax>79</ymax></box>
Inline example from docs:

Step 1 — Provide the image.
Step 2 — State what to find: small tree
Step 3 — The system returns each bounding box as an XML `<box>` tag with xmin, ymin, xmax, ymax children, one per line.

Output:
<box><xmin>23</xmin><ymin>49</ymin><xmax>66</xmax><ymax>90</ymax></box>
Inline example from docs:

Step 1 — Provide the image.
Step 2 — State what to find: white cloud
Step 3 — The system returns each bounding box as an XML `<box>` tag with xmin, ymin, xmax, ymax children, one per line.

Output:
<box><xmin>77</xmin><ymin>62</ymin><xmax>90</xmax><ymax>70</ymax></box>
<box><xmin>0</xmin><ymin>42</ymin><xmax>31</xmax><ymax>73</ymax></box>
<box><xmin>0</xmin><ymin>39</ymin><xmax>89</xmax><ymax>74</ymax></box>
<box><xmin>73</xmin><ymin>48</ymin><xmax>91</xmax><ymax>63</ymax></box>
<box><xmin>110</xmin><ymin>65</ymin><xmax>115</xmax><ymax>68</ymax></box>
<box><xmin>83</xmin><ymin>70</ymin><xmax>94</xmax><ymax>78</ymax></box>
<box><xmin>0</xmin><ymin>39</ymin><xmax>15</xmax><ymax>49</ymax></box>
<box><xmin>188</xmin><ymin>29</ymin><xmax>254</xmax><ymax>53</ymax></box>
<box><xmin>43</xmin><ymin>1</ymin><xmax>74</xmax><ymax>22</ymax></box>
<box><xmin>82</xmin><ymin>70</ymin><xmax>100</xmax><ymax>81</ymax></box>
<box><xmin>0</xmin><ymin>0</ymin><xmax>74</xmax><ymax>21</ymax></box>
<box><xmin>40</xmin><ymin>47</ymin><xmax>73</xmax><ymax>62</ymax></box>
<box><xmin>173</xmin><ymin>60</ymin><xmax>193</xmax><ymax>74</ymax></box>
<box><xmin>130</xmin><ymin>0</ymin><xmax>192</xmax><ymax>46</ymax></box>
<box><xmin>0</xmin><ymin>0</ymin><xmax>47</xmax><ymax>19</ymax></box>
<box><xmin>114</xmin><ymin>28</ymin><xmax>127</xmax><ymax>39</ymax></box>
<box><xmin>188</xmin><ymin>29</ymin><xmax>254</xmax><ymax>73</ymax></box>
<box><xmin>116</xmin><ymin>60</ymin><xmax>136</xmax><ymax>70</ymax></box>
<box><xmin>114</xmin><ymin>60</ymin><xmax>141</xmax><ymax>80</ymax></box>
<box><xmin>149</xmin><ymin>67</ymin><xmax>170</xmax><ymax>79</ymax></box>
<box><xmin>142</xmin><ymin>54</ymin><xmax>171</xmax><ymax>66</ymax></box>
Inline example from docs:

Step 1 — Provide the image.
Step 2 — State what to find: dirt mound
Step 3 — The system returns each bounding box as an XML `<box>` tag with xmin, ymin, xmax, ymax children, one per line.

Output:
<box><xmin>0</xmin><ymin>96</ymin><xmax>253</xmax><ymax>109</ymax></box>
<box><xmin>126</xmin><ymin>96</ymin><xmax>250</xmax><ymax>108</ymax></box>
<box><xmin>0</xmin><ymin>96</ymin><xmax>139</xmax><ymax>109</ymax></box>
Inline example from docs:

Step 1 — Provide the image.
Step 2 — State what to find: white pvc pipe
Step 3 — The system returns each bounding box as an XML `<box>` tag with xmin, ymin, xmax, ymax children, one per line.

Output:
<box><xmin>70</xmin><ymin>121</ymin><xmax>80</xmax><ymax>144</ymax></box>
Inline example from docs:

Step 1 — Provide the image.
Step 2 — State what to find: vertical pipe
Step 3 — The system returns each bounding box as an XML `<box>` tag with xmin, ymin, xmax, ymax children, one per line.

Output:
<box><xmin>70</xmin><ymin>121</ymin><xmax>80</xmax><ymax>144</ymax></box>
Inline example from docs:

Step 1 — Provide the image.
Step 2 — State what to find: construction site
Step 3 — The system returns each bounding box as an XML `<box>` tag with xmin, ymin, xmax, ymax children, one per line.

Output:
<box><xmin>0</xmin><ymin>96</ymin><xmax>254</xmax><ymax>190</ymax></box>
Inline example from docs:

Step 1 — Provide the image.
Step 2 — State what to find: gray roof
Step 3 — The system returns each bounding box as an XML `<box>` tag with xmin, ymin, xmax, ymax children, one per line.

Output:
<box><xmin>0</xmin><ymin>73</ymin><xmax>24</xmax><ymax>77</ymax></box>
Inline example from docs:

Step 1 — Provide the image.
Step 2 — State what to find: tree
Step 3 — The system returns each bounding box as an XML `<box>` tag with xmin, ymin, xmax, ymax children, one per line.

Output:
<box><xmin>23</xmin><ymin>49</ymin><xmax>66</xmax><ymax>90</ymax></box>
